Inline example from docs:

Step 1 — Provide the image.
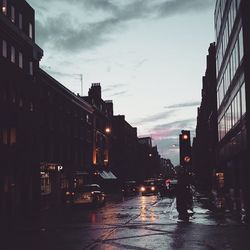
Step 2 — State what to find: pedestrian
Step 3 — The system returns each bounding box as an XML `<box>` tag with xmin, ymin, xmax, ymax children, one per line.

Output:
<box><xmin>176</xmin><ymin>167</ymin><xmax>191</xmax><ymax>221</ymax></box>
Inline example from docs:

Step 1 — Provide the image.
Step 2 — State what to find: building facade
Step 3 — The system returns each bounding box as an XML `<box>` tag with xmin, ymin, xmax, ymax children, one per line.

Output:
<box><xmin>138</xmin><ymin>137</ymin><xmax>161</xmax><ymax>181</ymax></box>
<box><xmin>36</xmin><ymin>70</ymin><xmax>94</xmax><ymax>209</ymax></box>
<box><xmin>215</xmin><ymin>0</ymin><xmax>250</xmax><ymax>221</ymax></box>
<box><xmin>192</xmin><ymin>43</ymin><xmax>217</xmax><ymax>193</ymax></box>
<box><xmin>111</xmin><ymin>115</ymin><xmax>138</xmax><ymax>182</ymax></box>
<box><xmin>0</xmin><ymin>0</ymin><xmax>43</xmax><ymax>220</ymax></box>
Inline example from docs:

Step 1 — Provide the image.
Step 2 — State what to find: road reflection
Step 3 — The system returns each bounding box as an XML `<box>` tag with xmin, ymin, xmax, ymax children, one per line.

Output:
<box><xmin>139</xmin><ymin>195</ymin><xmax>158</xmax><ymax>222</ymax></box>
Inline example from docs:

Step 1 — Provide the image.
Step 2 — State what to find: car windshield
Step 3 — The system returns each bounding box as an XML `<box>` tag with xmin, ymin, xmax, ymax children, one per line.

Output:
<box><xmin>78</xmin><ymin>185</ymin><xmax>101</xmax><ymax>192</ymax></box>
<box><xmin>143</xmin><ymin>181</ymin><xmax>155</xmax><ymax>186</ymax></box>
<box><xmin>124</xmin><ymin>181</ymin><xmax>136</xmax><ymax>187</ymax></box>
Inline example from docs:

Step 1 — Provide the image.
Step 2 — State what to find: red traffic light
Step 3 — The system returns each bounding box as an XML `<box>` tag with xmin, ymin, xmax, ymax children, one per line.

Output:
<box><xmin>182</xmin><ymin>134</ymin><xmax>189</xmax><ymax>140</ymax></box>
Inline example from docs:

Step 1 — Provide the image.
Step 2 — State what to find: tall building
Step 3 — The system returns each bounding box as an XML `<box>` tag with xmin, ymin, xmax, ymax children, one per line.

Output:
<box><xmin>0</xmin><ymin>0</ymin><xmax>43</xmax><ymax>219</ymax></box>
<box><xmin>192</xmin><ymin>43</ymin><xmax>217</xmax><ymax>192</ymax></box>
<box><xmin>215</xmin><ymin>0</ymin><xmax>250</xmax><ymax>221</ymax></box>
<box><xmin>111</xmin><ymin>115</ymin><xmax>138</xmax><ymax>181</ymax></box>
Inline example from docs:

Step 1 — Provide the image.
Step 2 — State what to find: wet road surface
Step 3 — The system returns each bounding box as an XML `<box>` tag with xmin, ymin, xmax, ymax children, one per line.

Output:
<box><xmin>2</xmin><ymin>194</ymin><xmax>250</xmax><ymax>250</ymax></box>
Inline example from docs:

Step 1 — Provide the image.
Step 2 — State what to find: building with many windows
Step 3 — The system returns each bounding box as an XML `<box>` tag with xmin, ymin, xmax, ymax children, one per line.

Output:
<box><xmin>0</xmin><ymin>0</ymin><xmax>43</xmax><ymax>219</ymax></box>
<box><xmin>36</xmin><ymin>70</ymin><xmax>94</xmax><ymax>209</ymax></box>
<box><xmin>215</xmin><ymin>0</ymin><xmax>250</xmax><ymax>221</ymax></box>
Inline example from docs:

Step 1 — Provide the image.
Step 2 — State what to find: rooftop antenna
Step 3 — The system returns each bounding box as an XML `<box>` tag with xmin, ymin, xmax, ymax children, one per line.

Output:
<box><xmin>42</xmin><ymin>67</ymin><xmax>84</xmax><ymax>95</ymax></box>
<box><xmin>80</xmin><ymin>74</ymin><xmax>83</xmax><ymax>96</ymax></box>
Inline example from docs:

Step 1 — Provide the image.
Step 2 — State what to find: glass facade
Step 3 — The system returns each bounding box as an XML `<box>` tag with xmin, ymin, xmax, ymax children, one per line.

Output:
<box><xmin>215</xmin><ymin>0</ymin><xmax>246</xmax><ymax>141</ymax></box>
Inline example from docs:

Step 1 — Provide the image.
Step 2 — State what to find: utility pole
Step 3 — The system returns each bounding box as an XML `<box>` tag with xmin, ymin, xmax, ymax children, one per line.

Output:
<box><xmin>43</xmin><ymin>68</ymin><xmax>84</xmax><ymax>95</ymax></box>
<box><xmin>80</xmin><ymin>74</ymin><xmax>83</xmax><ymax>96</ymax></box>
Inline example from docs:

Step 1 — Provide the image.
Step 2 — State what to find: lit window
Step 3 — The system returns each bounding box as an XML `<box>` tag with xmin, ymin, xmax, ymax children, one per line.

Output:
<box><xmin>11</xmin><ymin>5</ymin><xmax>15</xmax><ymax>22</ymax></box>
<box><xmin>29</xmin><ymin>61</ymin><xmax>33</xmax><ymax>75</ymax></box>
<box><xmin>2</xmin><ymin>0</ymin><xmax>7</xmax><ymax>15</ymax></box>
<box><xmin>10</xmin><ymin>128</ymin><xmax>16</xmax><ymax>145</ymax></box>
<box><xmin>19</xmin><ymin>98</ymin><xmax>23</xmax><ymax>107</ymax></box>
<box><xmin>18</xmin><ymin>13</ymin><xmax>23</xmax><ymax>29</ymax></box>
<box><xmin>18</xmin><ymin>52</ymin><xmax>23</xmax><ymax>68</ymax></box>
<box><xmin>29</xmin><ymin>23</ymin><xmax>33</xmax><ymax>39</ymax></box>
<box><xmin>11</xmin><ymin>46</ymin><xmax>15</xmax><ymax>63</ymax></box>
<box><xmin>2</xmin><ymin>40</ymin><xmax>7</xmax><ymax>58</ymax></box>
<box><xmin>30</xmin><ymin>102</ymin><xmax>34</xmax><ymax>112</ymax></box>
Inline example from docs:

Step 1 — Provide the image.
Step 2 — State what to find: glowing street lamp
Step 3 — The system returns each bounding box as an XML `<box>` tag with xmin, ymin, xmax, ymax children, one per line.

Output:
<box><xmin>105</xmin><ymin>127</ymin><xmax>111</xmax><ymax>134</ymax></box>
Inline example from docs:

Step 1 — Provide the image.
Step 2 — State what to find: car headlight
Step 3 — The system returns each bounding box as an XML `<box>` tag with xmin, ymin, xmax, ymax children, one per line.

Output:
<box><xmin>140</xmin><ymin>186</ymin><xmax>145</xmax><ymax>192</ymax></box>
<box><xmin>151</xmin><ymin>186</ymin><xmax>156</xmax><ymax>191</ymax></box>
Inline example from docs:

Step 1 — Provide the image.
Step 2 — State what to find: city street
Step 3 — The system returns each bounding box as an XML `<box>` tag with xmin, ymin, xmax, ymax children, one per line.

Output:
<box><xmin>2</xmin><ymin>193</ymin><xmax>250</xmax><ymax>250</ymax></box>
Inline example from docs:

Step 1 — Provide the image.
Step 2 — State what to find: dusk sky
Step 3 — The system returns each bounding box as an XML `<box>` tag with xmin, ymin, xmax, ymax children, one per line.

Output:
<box><xmin>26</xmin><ymin>0</ymin><xmax>216</xmax><ymax>165</ymax></box>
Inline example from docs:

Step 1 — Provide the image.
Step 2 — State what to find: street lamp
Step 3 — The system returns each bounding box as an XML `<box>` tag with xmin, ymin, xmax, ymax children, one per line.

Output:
<box><xmin>105</xmin><ymin>127</ymin><xmax>111</xmax><ymax>134</ymax></box>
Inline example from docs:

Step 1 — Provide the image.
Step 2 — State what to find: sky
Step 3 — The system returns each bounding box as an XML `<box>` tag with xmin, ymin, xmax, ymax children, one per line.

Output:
<box><xmin>26</xmin><ymin>0</ymin><xmax>216</xmax><ymax>165</ymax></box>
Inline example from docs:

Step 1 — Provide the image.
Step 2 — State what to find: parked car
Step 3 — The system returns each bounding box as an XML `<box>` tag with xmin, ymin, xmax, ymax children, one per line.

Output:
<box><xmin>72</xmin><ymin>184</ymin><xmax>106</xmax><ymax>206</ymax></box>
<box><xmin>122</xmin><ymin>180</ymin><xmax>138</xmax><ymax>196</ymax></box>
<box><xmin>140</xmin><ymin>179</ymin><xmax>158</xmax><ymax>196</ymax></box>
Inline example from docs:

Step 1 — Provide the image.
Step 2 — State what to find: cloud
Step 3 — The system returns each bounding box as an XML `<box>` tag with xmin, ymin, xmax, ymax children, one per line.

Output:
<box><xmin>102</xmin><ymin>84</ymin><xmax>128</xmax><ymax>97</ymax></box>
<box><xmin>147</xmin><ymin>118</ymin><xmax>196</xmax><ymax>140</ymax></box>
<box><xmin>28</xmin><ymin>0</ymin><xmax>215</xmax><ymax>52</ymax></box>
<box><xmin>149</xmin><ymin>118</ymin><xmax>196</xmax><ymax>164</ymax></box>
<box><xmin>103</xmin><ymin>84</ymin><xmax>126</xmax><ymax>92</ymax></box>
<box><xmin>36</xmin><ymin>15</ymin><xmax>120</xmax><ymax>52</ymax></box>
<box><xmin>109</xmin><ymin>90</ymin><xmax>128</xmax><ymax>97</ymax></box>
<box><xmin>133</xmin><ymin>110</ymin><xmax>176</xmax><ymax>126</ymax></box>
<box><xmin>40</xmin><ymin>65</ymin><xmax>82</xmax><ymax>79</ymax></box>
<box><xmin>156</xmin><ymin>0</ymin><xmax>215</xmax><ymax>17</ymax></box>
<box><xmin>165</xmin><ymin>101</ymin><xmax>200</xmax><ymax>109</ymax></box>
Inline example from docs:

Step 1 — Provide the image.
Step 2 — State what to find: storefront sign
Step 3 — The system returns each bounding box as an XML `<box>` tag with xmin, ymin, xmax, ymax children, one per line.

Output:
<box><xmin>40</xmin><ymin>162</ymin><xmax>63</xmax><ymax>172</ymax></box>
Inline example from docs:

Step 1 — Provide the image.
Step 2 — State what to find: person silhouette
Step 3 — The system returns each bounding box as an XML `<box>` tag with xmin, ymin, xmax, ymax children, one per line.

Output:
<box><xmin>176</xmin><ymin>167</ymin><xmax>190</xmax><ymax>221</ymax></box>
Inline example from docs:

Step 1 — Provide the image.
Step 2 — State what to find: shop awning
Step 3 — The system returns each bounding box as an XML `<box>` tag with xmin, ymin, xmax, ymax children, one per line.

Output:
<box><xmin>99</xmin><ymin>170</ymin><xmax>117</xmax><ymax>179</ymax></box>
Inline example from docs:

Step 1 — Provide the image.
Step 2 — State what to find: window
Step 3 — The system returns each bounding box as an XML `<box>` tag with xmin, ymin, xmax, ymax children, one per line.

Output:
<box><xmin>1</xmin><ymin>128</ymin><xmax>16</xmax><ymax>145</ymax></box>
<box><xmin>18</xmin><ymin>52</ymin><xmax>23</xmax><ymax>68</ymax></box>
<box><xmin>2</xmin><ymin>0</ymin><xmax>7</xmax><ymax>15</ymax></box>
<box><xmin>241</xmin><ymin>83</ymin><xmax>246</xmax><ymax>115</ymax></box>
<box><xmin>10</xmin><ymin>5</ymin><xmax>15</xmax><ymax>22</ymax></box>
<box><xmin>239</xmin><ymin>28</ymin><xmax>244</xmax><ymax>61</ymax></box>
<box><xmin>29</xmin><ymin>61</ymin><xmax>33</xmax><ymax>75</ymax></box>
<box><xmin>10</xmin><ymin>128</ymin><xmax>16</xmax><ymax>145</ymax></box>
<box><xmin>2</xmin><ymin>40</ymin><xmax>7</xmax><ymax>58</ymax></box>
<box><xmin>18</xmin><ymin>13</ymin><xmax>22</xmax><ymax>29</ymax></box>
<box><xmin>19</xmin><ymin>97</ymin><xmax>23</xmax><ymax>107</ymax></box>
<box><xmin>29</xmin><ymin>23</ymin><xmax>33</xmax><ymax>39</ymax></box>
<box><xmin>30</xmin><ymin>102</ymin><xmax>34</xmax><ymax>112</ymax></box>
<box><xmin>11</xmin><ymin>46</ymin><xmax>15</xmax><ymax>63</ymax></box>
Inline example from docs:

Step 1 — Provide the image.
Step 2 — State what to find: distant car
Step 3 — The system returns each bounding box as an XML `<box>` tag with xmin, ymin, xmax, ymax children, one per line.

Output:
<box><xmin>122</xmin><ymin>181</ymin><xmax>138</xmax><ymax>196</ymax></box>
<box><xmin>72</xmin><ymin>184</ymin><xmax>106</xmax><ymax>206</ymax></box>
<box><xmin>140</xmin><ymin>179</ymin><xmax>158</xmax><ymax>196</ymax></box>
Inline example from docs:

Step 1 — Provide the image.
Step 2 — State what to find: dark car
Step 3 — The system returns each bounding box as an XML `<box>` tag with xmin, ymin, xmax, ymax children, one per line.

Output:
<box><xmin>122</xmin><ymin>181</ymin><xmax>138</xmax><ymax>196</ymax></box>
<box><xmin>71</xmin><ymin>184</ymin><xmax>106</xmax><ymax>206</ymax></box>
<box><xmin>140</xmin><ymin>179</ymin><xmax>158</xmax><ymax>196</ymax></box>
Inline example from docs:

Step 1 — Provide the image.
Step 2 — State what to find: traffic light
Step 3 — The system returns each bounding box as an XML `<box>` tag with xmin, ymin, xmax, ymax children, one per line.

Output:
<box><xmin>179</xmin><ymin>130</ymin><xmax>191</xmax><ymax>170</ymax></box>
